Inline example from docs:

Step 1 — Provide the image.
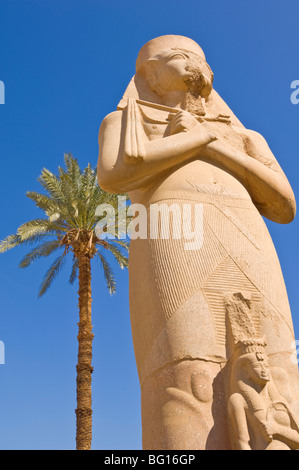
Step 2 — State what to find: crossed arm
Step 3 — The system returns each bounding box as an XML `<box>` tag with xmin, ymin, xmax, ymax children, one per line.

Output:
<box><xmin>204</xmin><ymin>130</ymin><xmax>296</xmax><ymax>223</ymax></box>
<box><xmin>97</xmin><ymin>109</ymin><xmax>215</xmax><ymax>191</ymax></box>
<box><xmin>97</xmin><ymin>109</ymin><xmax>296</xmax><ymax>223</ymax></box>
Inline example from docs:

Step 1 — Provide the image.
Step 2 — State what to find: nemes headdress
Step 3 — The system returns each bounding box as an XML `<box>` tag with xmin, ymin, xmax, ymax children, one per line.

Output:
<box><xmin>135</xmin><ymin>35</ymin><xmax>206</xmax><ymax>72</ymax></box>
<box><xmin>117</xmin><ymin>35</ymin><xmax>244</xmax><ymax>128</ymax></box>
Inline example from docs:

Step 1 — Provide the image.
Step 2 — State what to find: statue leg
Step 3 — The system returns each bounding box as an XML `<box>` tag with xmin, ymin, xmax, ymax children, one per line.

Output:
<box><xmin>140</xmin><ymin>359</ymin><xmax>230</xmax><ymax>450</ymax></box>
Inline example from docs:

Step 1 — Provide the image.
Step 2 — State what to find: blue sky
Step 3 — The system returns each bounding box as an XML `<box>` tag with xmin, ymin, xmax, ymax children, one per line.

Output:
<box><xmin>0</xmin><ymin>0</ymin><xmax>299</xmax><ymax>450</ymax></box>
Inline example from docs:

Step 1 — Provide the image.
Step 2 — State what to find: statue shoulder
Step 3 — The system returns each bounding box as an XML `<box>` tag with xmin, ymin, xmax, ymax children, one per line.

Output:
<box><xmin>228</xmin><ymin>392</ymin><xmax>247</xmax><ymax>412</ymax></box>
<box><xmin>100</xmin><ymin>110</ymin><xmax>123</xmax><ymax>128</ymax></box>
<box><xmin>233</xmin><ymin>125</ymin><xmax>269</xmax><ymax>148</ymax></box>
<box><xmin>99</xmin><ymin>110</ymin><xmax>123</xmax><ymax>142</ymax></box>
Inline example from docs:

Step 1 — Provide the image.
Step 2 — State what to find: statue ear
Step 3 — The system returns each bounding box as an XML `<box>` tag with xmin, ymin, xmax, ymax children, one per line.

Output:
<box><xmin>139</xmin><ymin>58</ymin><xmax>160</xmax><ymax>88</ymax></box>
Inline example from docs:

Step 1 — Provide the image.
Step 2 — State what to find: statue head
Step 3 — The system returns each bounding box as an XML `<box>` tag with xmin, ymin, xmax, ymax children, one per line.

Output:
<box><xmin>242</xmin><ymin>352</ymin><xmax>271</xmax><ymax>386</ymax></box>
<box><xmin>118</xmin><ymin>35</ymin><xmax>243</xmax><ymax>127</ymax></box>
<box><xmin>136</xmin><ymin>35</ymin><xmax>214</xmax><ymax>103</ymax></box>
<box><xmin>234</xmin><ymin>339</ymin><xmax>271</xmax><ymax>387</ymax></box>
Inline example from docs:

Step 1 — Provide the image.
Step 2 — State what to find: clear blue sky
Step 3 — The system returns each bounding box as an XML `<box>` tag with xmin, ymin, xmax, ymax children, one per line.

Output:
<box><xmin>0</xmin><ymin>0</ymin><xmax>299</xmax><ymax>450</ymax></box>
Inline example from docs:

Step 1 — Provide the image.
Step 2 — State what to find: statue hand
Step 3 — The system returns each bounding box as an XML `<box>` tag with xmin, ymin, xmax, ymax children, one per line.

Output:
<box><xmin>260</xmin><ymin>420</ymin><xmax>276</xmax><ymax>442</ymax></box>
<box><xmin>168</xmin><ymin>110</ymin><xmax>201</xmax><ymax>135</ymax></box>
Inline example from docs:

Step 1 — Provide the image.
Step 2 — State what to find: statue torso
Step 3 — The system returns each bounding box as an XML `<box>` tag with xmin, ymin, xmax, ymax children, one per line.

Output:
<box><xmin>129</xmin><ymin>106</ymin><xmax>252</xmax><ymax>205</ymax></box>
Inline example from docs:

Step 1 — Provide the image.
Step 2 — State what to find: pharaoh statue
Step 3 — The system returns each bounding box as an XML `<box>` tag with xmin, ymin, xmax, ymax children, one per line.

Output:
<box><xmin>97</xmin><ymin>35</ymin><xmax>299</xmax><ymax>450</ymax></box>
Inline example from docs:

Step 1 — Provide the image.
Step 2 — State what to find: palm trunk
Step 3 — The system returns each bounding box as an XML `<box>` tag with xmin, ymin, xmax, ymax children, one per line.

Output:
<box><xmin>76</xmin><ymin>252</ymin><xmax>94</xmax><ymax>450</ymax></box>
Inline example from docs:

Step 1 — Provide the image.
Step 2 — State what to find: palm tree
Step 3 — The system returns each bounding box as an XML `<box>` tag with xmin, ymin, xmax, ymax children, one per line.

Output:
<box><xmin>0</xmin><ymin>154</ymin><xmax>129</xmax><ymax>450</ymax></box>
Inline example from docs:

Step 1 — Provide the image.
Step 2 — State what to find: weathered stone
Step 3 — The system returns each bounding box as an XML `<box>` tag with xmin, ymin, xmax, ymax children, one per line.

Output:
<box><xmin>97</xmin><ymin>35</ymin><xmax>299</xmax><ymax>450</ymax></box>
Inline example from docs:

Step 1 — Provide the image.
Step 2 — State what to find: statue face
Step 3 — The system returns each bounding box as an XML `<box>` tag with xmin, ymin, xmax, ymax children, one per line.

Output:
<box><xmin>247</xmin><ymin>353</ymin><xmax>271</xmax><ymax>385</ymax></box>
<box><xmin>146</xmin><ymin>50</ymin><xmax>191</xmax><ymax>95</ymax></box>
<box><xmin>143</xmin><ymin>48</ymin><xmax>213</xmax><ymax>99</ymax></box>
<box><xmin>160</xmin><ymin>51</ymin><xmax>193</xmax><ymax>89</ymax></box>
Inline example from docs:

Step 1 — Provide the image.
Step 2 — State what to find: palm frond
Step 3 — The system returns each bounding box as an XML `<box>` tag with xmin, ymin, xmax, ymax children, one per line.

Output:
<box><xmin>81</xmin><ymin>164</ymin><xmax>97</xmax><ymax>203</ymax></box>
<box><xmin>75</xmin><ymin>164</ymin><xmax>97</xmax><ymax>229</ymax></box>
<box><xmin>19</xmin><ymin>240</ymin><xmax>62</xmax><ymax>268</ymax></box>
<box><xmin>26</xmin><ymin>191</ymin><xmax>60</xmax><ymax>213</ymax></box>
<box><xmin>38</xmin><ymin>252</ymin><xmax>66</xmax><ymax>298</ymax></box>
<box><xmin>101</xmin><ymin>242</ymin><xmax>129</xmax><ymax>270</ymax></box>
<box><xmin>17</xmin><ymin>219</ymin><xmax>67</xmax><ymax>241</ymax></box>
<box><xmin>64</xmin><ymin>153</ymin><xmax>81</xmax><ymax>184</ymax></box>
<box><xmin>69</xmin><ymin>258</ymin><xmax>79</xmax><ymax>285</ymax></box>
<box><xmin>0</xmin><ymin>233</ymin><xmax>56</xmax><ymax>253</ymax></box>
<box><xmin>38</xmin><ymin>168</ymin><xmax>65</xmax><ymax>203</ymax></box>
<box><xmin>112</xmin><ymin>239</ymin><xmax>130</xmax><ymax>251</ymax></box>
<box><xmin>0</xmin><ymin>234</ymin><xmax>22</xmax><ymax>253</ymax></box>
<box><xmin>61</xmin><ymin>154</ymin><xmax>82</xmax><ymax>209</ymax></box>
<box><xmin>97</xmin><ymin>252</ymin><xmax>116</xmax><ymax>294</ymax></box>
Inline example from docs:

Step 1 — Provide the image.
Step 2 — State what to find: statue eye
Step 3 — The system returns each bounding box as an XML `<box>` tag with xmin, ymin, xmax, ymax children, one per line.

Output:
<box><xmin>167</xmin><ymin>53</ymin><xmax>187</xmax><ymax>61</ymax></box>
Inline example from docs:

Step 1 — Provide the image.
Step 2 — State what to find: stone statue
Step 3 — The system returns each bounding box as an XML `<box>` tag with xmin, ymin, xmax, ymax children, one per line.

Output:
<box><xmin>97</xmin><ymin>35</ymin><xmax>299</xmax><ymax>450</ymax></box>
<box><xmin>228</xmin><ymin>339</ymin><xmax>299</xmax><ymax>450</ymax></box>
<box><xmin>226</xmin><ymin>292</ymin><xmax>299</xmax><ymax>450</ymax></box>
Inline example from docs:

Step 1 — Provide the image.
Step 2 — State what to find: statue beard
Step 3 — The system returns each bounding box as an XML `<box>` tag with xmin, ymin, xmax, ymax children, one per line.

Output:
<box><xmin>182</xmin><ymin>66</ymin><xmax>212</xmax><ymax>116</ymax></box>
